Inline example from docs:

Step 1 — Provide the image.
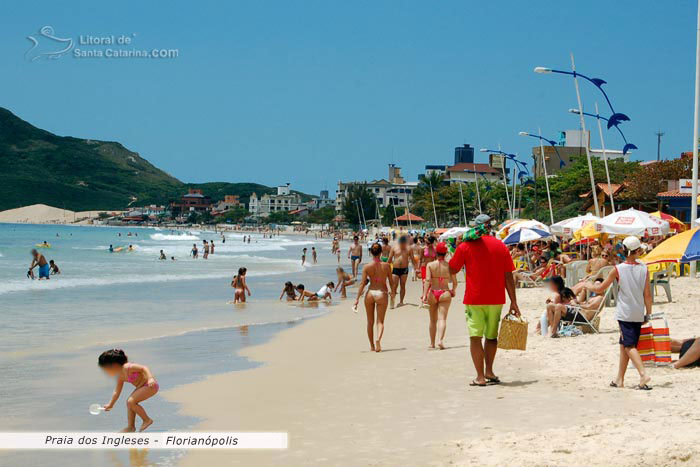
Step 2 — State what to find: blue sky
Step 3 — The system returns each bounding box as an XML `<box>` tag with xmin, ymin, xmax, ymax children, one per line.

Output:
<box><xmin>1</xmin><ymin>1</ymin><xmax>697</xmax><ymax>195</ymax></box>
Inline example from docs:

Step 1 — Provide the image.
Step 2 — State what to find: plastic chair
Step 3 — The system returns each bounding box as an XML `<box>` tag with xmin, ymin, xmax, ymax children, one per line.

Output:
<box><xmin>564</xmin><ymin>260</ymin><xmax>589</xmax><ymax>288</ymax></box>
<box><xmin>650</xmin><ymin>263</ymin><xmax>673</xmax><ymax>303</ymax></box>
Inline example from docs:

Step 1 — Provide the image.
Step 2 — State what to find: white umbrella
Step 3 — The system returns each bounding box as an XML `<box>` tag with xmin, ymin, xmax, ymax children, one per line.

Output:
<box><xmin>595</xmin><ymin>208</ymin><xmax>670</xmax><ymax>237</ymax></box>
<box><xmin>438</xmin><ymin>227</ymin><xmax>469</xmax><ymax>241</ymax></box>
<box><xmin>550</xmin><ymin>213</ymin><xmax>600</xmax><ymax>237</ymax></box>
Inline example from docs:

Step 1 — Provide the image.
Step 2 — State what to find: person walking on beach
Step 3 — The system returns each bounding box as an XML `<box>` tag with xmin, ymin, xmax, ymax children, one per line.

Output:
<box><xmin>585</xmin><ymin>236</ymin><xmax>652</xmax><ymax>390</ymax></box>
<box><xmin>354</xmin><ymin>243</ymin><xmax>391</xmax><ymax>352</ymax></box>
<box><xmin>388</xmin><ymin>235</ymin><xmax>411</xmax><ymax>308</ymax></box>
<box><xmin>411</xmin><ymin>236</ymin><xmax>423</xmax><ymax>281</ymax></box>
<box><xmin>449</xmin><ymin>214</ymin><xmax>519</xmax><ymax>386</ymax></box>
<box><xmin>423</xmin><ymin>242</ymin><xmax>457</xmax><ymax>349</ymax></box>
<box><xmin>28</xmin><ymin>249</ymin><xmax>50</xmax><ymax>280</ymax></box>
<box><xmin>348</xmin><ymin>236</ymin><xmax>363</xmax><ymax>278</ymax></box>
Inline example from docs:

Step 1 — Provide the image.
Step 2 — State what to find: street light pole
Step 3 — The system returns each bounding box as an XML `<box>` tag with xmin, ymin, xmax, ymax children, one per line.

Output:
<box><xmin>570</xmin><ymin>53</ymin><xmax>601</xmax><ymax>217</ymax></box>
<box><xmin>691</xmin><ymin>0</ymin><xmax>700</xmax><ymax>277</ymax></box>
<box><xmin>481</xmin><ymin>148</ymin><xmax>513</xmax><ymax>219</ymax></box>
<box><xmin>594</xmin><ymin>102</ymin><xmax>615</xmax><ymax>214</ymax></box>
<box><xmin>429</xmin><ymin>180</ymin><xmax>439</xmax><ymax>228</ymax></box>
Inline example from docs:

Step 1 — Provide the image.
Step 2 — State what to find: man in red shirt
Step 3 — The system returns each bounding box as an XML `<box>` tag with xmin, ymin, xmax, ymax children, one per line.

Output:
<box><xmin>449</xmin><ymin>214</ymin><xmax>520</xmax><ymax>386</ymax></box>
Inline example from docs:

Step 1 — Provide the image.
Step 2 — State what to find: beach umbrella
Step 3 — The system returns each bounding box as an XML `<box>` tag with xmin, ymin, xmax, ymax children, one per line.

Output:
<box><xmin>438</xmin><ymin>227</ymin><xmax>469</xmax><ymax>241</ymax></box>
<box><xmin>595</xmin><ymin>208</ymin><xmax>670</xmax><ymax>237</ymax></box>
<box><xmin>649</xmin><ymin>211</ymin><xmax>686</xmax><ymax>232</ymax></box>
<box><xmin>502</xmin><ymin>227</ymin><xmax>551</xmax><ymax>245</ymax></box>
<box><xmin>643</xmin><ymin>227</ymin><xmax>700</xmax><ymax>264</ymax></box>
<box><xmin>497</xmin><ymin>219</ymin><xmax>549</xmax><ymax>238</ymax></box>
<box><xmin>550</xmin><ymin>213</ymin><xmax>600</xmax><ymax>236</ymax></box>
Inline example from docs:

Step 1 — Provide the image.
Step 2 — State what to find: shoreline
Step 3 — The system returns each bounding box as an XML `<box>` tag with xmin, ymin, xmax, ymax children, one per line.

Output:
<box><xmin>166</xmin><ymin>277</ymin><xmax>700</xmax><ymax>466</ymax></box>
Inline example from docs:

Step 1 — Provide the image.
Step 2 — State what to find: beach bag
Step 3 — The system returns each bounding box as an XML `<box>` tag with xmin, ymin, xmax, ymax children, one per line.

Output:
<box><xmin>497</xmin><ymin>314</ymin><xmax>528</xmax><ymax>351</ymax></box>
<box><xmin>637</xmin><ymin>313</ymin><xmax>671</xmax><ymax>367</ymax></box>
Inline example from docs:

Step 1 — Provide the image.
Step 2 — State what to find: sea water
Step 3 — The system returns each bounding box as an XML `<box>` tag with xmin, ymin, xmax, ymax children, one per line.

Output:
<box><xmin>0</xmin><ymin>223</ymin><xmax>339</xmax><ymax>467</ymax></box>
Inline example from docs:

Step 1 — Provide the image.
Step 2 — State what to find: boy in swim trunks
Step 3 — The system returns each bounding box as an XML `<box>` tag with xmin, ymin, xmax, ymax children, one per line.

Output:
<box><xmin>348</xmin><ymin>236</ymin><xmax>363</xmax><ymax>278</ymax></box>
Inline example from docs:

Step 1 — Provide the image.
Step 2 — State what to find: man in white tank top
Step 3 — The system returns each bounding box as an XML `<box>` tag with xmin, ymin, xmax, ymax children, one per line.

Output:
<box><xmin>586</xmin><ymin>236</ymin><xmax>652</xmax><ymax>390</ymax></box>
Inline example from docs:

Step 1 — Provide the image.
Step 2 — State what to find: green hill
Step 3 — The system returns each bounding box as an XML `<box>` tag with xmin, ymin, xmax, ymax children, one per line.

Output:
<box><xmin>0</xmin><ymin>108</ymin><xmax>309</xmax><ymax>211</ymax></box>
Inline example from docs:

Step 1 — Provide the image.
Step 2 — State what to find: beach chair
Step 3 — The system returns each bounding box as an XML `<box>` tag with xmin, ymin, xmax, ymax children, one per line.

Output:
<box><xmin>592</xmin><ymin>265</ymin><xmax>617</xmax><ymax>307</ymax></box>
<box><xmin>564</xmin><ymin>260</ymin><xmax>588</xmax><ymax>288</ymax></box>
<box><xmin>561</xmin><ymin>286</ymin><xmax>612</xmax><ymax>334</ymax></box>
<box><xmin>518</xmin><ymin>262</ymin><xmax>557</xmax><ymax>288</ymax></box>
<box><xmin>650</xmin><ymin>263</ymin><xmax>672</xmax><ymax>303</ymax></box>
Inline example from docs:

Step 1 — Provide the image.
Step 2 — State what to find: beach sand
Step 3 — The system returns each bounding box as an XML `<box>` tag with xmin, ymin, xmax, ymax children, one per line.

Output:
<box><xmin>166</xmin><ymin>275</ymin><xmax>700</xmax><ymax>466</ymax></box>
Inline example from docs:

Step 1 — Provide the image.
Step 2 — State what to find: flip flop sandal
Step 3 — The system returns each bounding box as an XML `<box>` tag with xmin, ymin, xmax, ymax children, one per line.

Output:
<box><xmin>635</xmin><ymin>384</ymin><xmax>652</xmax><ymax>391</ymax></box>
<box><xmin>469</xmin><ymin>380</ymin><xmax>487</xmax><ymax>387</ymax></box>
<box><xmin>609</xmin><ymin>381</ymin><xmax>619</xmax><ymax>388</ymax></box>
<box><xmin>486</xmin><ymin>377</ymin><xmax>501</xmax><ymax>385</ymax></box>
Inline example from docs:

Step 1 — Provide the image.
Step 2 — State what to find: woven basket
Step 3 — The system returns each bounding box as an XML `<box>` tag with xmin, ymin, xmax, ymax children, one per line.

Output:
<box><xmin>576</xmin><ymin>315</ymin><xmax>600</xmax><ymax>334</ymax></box>
<box><xmin>497</xmin><ymin>314</ymin><xmax>528</xmax><ymax>351</ymax></box>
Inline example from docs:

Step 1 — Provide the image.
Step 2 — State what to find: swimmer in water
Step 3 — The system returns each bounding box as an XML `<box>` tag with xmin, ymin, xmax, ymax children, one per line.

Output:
<box><xmin>232</xmin><ymin>267</ymin><xmax>251</xmax><ymax>303</ymax></box>
<box><xmin>49</xmin><ymin>259</ymin><xmax>60</xmax><ymax>275</ymax></box>
<box><xmin>109</xmin><ymin>244</ymin><xmax>114</xmax><ymax>253</ymax></box>
<box><xmin>191</xmin><ymin>244</ymin><xmax>199</xmax><ymax>259</ymax></box>
<box><xmin>28</xmin><ymin>249</ymin><xmax>50</xmax><ymax>280</ymax></box>
<box><xmin>159</xmin><ymin>250</ymin><xmax>166</xmax><ymax>260</ymax></box>
<box><xmin>99</xmin><ymin>349</ymin><xmax>158</xmax><ymax>433</ymax></box>
<box><xmin>301</xmin><ymin>248</ymin><xmax>307</xmax><ymax>266</ymax></box>
<box><xmin>312</xmin><ymin>247</ymin><xmax>317</xmax><ymax>264</ymax></box>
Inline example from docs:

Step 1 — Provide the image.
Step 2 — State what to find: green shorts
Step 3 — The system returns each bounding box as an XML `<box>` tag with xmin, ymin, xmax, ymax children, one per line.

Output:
<box><xmin>465</xmin><ymin>304</ymin><xmax>503</xmax><ymax>340</ymax></box>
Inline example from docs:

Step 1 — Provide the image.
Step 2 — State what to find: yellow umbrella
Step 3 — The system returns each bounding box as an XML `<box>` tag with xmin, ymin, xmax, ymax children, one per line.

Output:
<box><xmin>649</xmin><ymin>211</ymin><xmax>687</xmax><ymax>232</ymax></box>
<box><xmin>643</xmin><ymin>227</ymin><xmax>700</xmax><ymax>264</ymax></box>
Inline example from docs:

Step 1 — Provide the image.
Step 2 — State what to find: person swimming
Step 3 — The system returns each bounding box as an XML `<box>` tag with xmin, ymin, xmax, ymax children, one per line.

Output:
<box><xmin>49</xmin><ymin>259</ymin><xmax>60</xmax><ymax>275</ymax></box>
<box><xmin>98</xmin><ymin>349</ymin><xmax>158</xmax><ymax>432</ymax></box>
<box><xmin>159</xmin><ymin>250</ymin><xmax>166</xmax><ymax>260</ymax></box>
<box><xmin>109</xmin><ymin>244</ymin><xmax>114</xmax><ymax>253</ymax></box>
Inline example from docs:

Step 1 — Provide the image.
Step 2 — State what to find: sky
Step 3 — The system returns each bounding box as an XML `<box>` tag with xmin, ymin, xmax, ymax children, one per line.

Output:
<box><xmin>1</xmin><ymin>1</ymin><xmax>697</xmax><ymax>195</ymax></box>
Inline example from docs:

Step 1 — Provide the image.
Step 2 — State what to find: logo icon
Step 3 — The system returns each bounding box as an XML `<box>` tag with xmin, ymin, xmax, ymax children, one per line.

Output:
<box><xmin>26</xmin><ymin>26</ymin><xmax>73</xmax><ymax>62</ymax></box>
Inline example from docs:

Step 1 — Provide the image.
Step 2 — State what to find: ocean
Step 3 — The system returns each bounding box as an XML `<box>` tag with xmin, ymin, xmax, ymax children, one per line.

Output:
<box><xmin>0</xmin><ymin>223</ymin><xmax>339</xmax><ymax>467</ymax></box>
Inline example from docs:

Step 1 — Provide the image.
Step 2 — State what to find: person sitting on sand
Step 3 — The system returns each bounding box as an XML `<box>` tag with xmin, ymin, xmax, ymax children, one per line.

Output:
<box><xmin>99</xmin><ymin>349</ymin><xmax>158</xmax><ymax>433</ymax></box>
<box><xmin>49</xmin><ymin>259</ymin><xmax>60</xmax><ymax>275</ymax></box>
<box><xmin>232</xmin><ymin>267</ymin><xmax>251</xmax><ymax>303</ymax></box>
<box><xmin>354</xmin><ymin>243</ymin><xmax>392</xmax><ymax>352</ymax></box>
<box><xmin>334</xmin><ymin>267</ymin><xmax>356</xmax><ymax>298</ymax></box>
<box><xmin>422</xmin><ymin>242</ymin><xmax>457</xmax><ymax>349</ymax></box>
<box><xmin>28</xmin><ymin>249</ymin><xmax>50</xmax><ymax>280</ymax></box>
<box><xmin>280</xmin><ymin>281</ymin><xmax>297</xmax><ymax>301</ymax></box>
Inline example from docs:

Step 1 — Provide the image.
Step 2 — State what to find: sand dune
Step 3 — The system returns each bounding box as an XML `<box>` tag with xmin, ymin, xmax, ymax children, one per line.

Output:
<box><xmin>0</xmin><ymin>204</ymin><xmax>123</xmax><ymax>224</ymax></box>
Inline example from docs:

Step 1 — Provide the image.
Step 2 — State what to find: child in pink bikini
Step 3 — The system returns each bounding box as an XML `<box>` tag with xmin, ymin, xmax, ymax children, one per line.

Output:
<box><xmin>98</xmin><ymin>349</ymin><xmax>159</xmax><ymax>432</ymax></box>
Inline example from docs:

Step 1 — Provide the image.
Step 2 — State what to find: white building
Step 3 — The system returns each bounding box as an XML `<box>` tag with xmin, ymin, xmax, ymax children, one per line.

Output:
<box><xmin>249</xmin><ymin>183</ymin><xmax>304</xmax><ymax>217</ymax></box>
<box><xmin>336</xmin><ymin>164</ymin><xmax>417</xmax><ymax>213</ymax></box>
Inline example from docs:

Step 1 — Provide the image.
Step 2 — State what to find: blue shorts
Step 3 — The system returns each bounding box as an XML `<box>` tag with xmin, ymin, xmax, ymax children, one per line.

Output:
<box><xmin>39</xmin><ymin>264</ymin><xmax>50</xmax><ymax>279</ymax></box>
<box><xmin>351</xmin><ymin>255</ymin><xmax>360</xmax><ymax>261</ymax></box>
<box><xmin>618</xmin><ymin>321</ymin><xmax>642</xmax><ymax>347</ymax></box>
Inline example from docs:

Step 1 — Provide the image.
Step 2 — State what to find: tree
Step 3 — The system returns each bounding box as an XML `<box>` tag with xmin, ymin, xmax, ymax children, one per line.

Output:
<box><xmin>267</xmin><ymin>210</ymin><xmax>293</xmax><ymax>224</ymax></box>
<box><xmin>621</xmin><ymin>158</ymin><xmax>692</xmax><ymax>205</ymax></box>
<box><xmin>307</xmin><ymin>205</ymin><xmax>336</xmax><ymax>224</ymax></box>
<box><xmin>341</xmin><ymin>184</ymin><xmax>377</xmax><ymax>228</ymax></box>
<box><xmin>218</xmin><ymin>206</ymin><xmax>248</xmax><ymax>223</ymax></box>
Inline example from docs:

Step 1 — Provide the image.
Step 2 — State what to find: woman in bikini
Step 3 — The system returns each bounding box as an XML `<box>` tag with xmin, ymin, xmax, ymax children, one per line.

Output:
<box><xmin>420</xmin><ymin>236</ymin><xmax>437</xmax><ymax>283</ymax></box>
<box><xmin>232</xmin><ymin>267</ymin><xmax>251</xmax><ymax>303</ymax></box>
<box><xmin>354</xmin><ymin>243</ymin><xmax>392</xmax><ymax>352</ymax></box>
<box><xmin>422</xmin><ymin>242</ymin><xmax>457</xmax><ymax>349</ymax></box>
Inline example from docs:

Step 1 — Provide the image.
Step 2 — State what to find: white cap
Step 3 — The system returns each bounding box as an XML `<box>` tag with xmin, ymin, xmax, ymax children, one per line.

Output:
<box><xmin>622</xmin><ymin>236</ymin><xmax>642</xmax><ymax>251</ymax></box>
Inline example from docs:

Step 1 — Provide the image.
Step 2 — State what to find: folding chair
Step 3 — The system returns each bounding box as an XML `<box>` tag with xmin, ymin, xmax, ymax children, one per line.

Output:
<box><xmin>650</xmin><ymin>263</ymin><xmax>672</xmax><ymax>303</ymax></box>
<box><xmin>561</xmin><ymin>286</ymin><xmax>611</xmax><ymax>334</ymax></box>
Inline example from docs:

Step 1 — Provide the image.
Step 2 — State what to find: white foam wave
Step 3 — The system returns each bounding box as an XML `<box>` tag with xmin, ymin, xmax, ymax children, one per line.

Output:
<box><xmin>150</xmin><ymin>233</ymin><xmax>200</xmax><ymax>241</ymax></box>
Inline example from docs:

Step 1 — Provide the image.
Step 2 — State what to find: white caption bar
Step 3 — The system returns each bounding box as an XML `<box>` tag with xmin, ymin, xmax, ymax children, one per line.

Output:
<box><xmin>0</xmin><ymin>432</ymin><xmax>288</xmax><ymax>450</ymax></box>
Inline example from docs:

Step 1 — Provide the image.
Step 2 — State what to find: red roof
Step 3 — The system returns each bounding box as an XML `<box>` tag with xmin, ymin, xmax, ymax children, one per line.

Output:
<box><xmin>657</xmin><ymin>190</ymin><xmax>693</xmax><ymax>198</ymax></box>
<box><xmin>396</xmin><ymin>213</ymin><xmax>424</xmax><ymax>222</ymax></box>
<box><xmin>446</xmin><ymin>163</ymin><xmax>501</xmax><ymax>175</ymax></box>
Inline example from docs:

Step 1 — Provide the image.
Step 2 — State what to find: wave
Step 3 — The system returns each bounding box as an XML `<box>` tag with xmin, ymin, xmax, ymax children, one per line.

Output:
<box><xmin>150</xmin><ymin>233</ymin><xmax>200</xmax><ymax>241</ymax></box>
<box><xmin>0</xmin><ymin>265</ymin><xmax>301</xmax><ymax>296</ymax></box>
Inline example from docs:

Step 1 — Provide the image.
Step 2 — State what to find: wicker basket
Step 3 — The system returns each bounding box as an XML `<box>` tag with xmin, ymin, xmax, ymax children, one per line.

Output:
<box><xmin>497</xmin><ymin>314</ymin><xmax>528</xmax><ymax>351</ymax></box>
<box><xmin>576</xmin><ymin>315</ymin><xmax>601</xmax><ymax>334</ymax></box>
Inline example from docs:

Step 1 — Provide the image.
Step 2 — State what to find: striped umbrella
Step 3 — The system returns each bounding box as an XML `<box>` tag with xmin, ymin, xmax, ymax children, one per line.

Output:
<box><xmin>643</xmin><ymin>227</ymin><xmax>700</xmax><ymax>264</ymax></box>
<box><xmin>650</xmin><ymin>211</ymin><xmax>686</xmax><ymax>232</ymax></box>
<box><xmin>502</xmin><ymin>227</ymin><xmax>551</xmax><ymax>245</ymax></box>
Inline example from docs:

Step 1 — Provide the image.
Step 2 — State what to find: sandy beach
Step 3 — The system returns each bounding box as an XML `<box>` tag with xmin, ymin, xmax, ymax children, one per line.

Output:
<box><xmin>164</xmin><ymin>274</ymin><xmax>700</xmax><ymax>466</ymax></box>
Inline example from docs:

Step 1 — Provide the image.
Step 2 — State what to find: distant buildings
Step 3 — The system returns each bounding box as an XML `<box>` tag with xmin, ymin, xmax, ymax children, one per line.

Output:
<box><xmin>310</xmin><ymin>190</ymin><xmax>335</xmax><ymax>210</ymax></box>
<box><xmin>249</xmin><ymin>183</ymin><xmax>304</xmax><ymax>217</ymax></box>
<box><xmin>212</xmin><ymin>195</ymin><xmax>241</xmax><ymax>214</ymax></box>
<box><xmin>424</xmin><ymin>144</ymin><xmax>506</xmax><ymax>184</ymax></box>
<box><xmin>336</xmin><ymin>164</ymin><xmax>418</xmax><ymax>213</ymax></box>
<box><xmin>657</xmin><ymin>178</ymin><xmax>700</xmax><ymax>222</ymax></box>
<box><xmin>531</xmin><ymin>130</ymin><xmax>630</xmax><ymax>177</ymax></box>
<box><xmin>169</xmin><ymin>189</ymin><xmax>212</xmax><ymax>217</ymax></box>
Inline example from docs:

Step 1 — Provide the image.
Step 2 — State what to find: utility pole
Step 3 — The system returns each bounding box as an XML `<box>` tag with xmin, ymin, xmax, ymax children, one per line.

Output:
<box><xmin>655</xmin><ymin>130</ymin><xmax>665</xmax><ymax>162</ymax></box>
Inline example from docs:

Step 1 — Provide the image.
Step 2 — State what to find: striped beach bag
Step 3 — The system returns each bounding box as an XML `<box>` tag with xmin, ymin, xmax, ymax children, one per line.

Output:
<box><xmin>637</xmin><ymin>313</ymin><xmax>671</xmax><ymax>367</ymax></box>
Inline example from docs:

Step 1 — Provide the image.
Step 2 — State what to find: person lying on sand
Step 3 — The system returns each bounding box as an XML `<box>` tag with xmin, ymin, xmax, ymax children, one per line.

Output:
<box><xmin>296</xmin><ymin>283</ymin><xmax>334</xmax><ymax>302</ymax></box>
<box><xmin>672</xmin><ymin>337</ymin><xmax>700</xmax><ymax>369</ymax></box>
